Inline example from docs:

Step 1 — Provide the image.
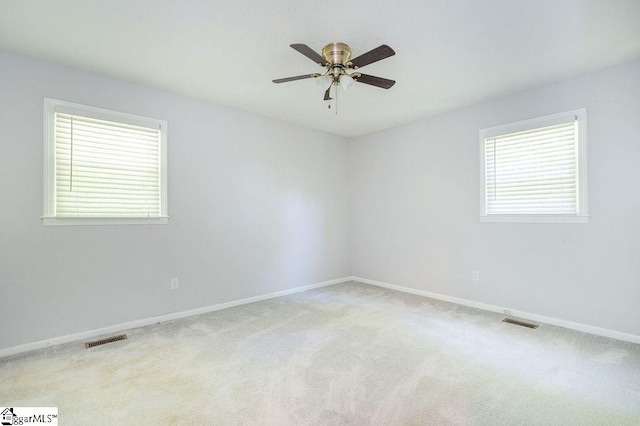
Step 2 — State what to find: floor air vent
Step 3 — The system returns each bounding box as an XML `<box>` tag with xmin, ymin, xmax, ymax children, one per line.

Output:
<box><xmin>85</xmin><ymin>334</ymin><xmax>127</xmax><ymax>348</ymax></box>
<box><xmin>502</xmin><ymin>318</ymin><xmax>539</xmax><ymax>329</ymax></box>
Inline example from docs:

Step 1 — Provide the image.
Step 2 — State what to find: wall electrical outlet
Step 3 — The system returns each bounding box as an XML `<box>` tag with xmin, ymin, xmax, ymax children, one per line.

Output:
<box><xmin>472</xmin><ymin>271</ymin><xmax>479</xmax><ymax>281</ymax></box>
<box><xmin>170</xmin><ymin>278</ymin><xmax>179</xmax><ymax>290</ymax></box>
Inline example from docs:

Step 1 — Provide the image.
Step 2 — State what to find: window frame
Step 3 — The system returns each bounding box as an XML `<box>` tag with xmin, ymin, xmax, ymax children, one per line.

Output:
<box><xmin>478</xmin><ymin>108</ymin><xmax>589</xmax><ymax>223</ymax></box>
<box><xmin>43</xmin><ymin>98</ymin><xmax>169</xmax><ymax>226</ymax></box>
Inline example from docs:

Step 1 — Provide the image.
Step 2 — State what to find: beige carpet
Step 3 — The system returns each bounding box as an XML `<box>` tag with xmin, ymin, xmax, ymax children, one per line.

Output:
<box><xmin>2</xmin><ymin>282</ymin><xmax>639</xmax><ymax>425</ymax></box>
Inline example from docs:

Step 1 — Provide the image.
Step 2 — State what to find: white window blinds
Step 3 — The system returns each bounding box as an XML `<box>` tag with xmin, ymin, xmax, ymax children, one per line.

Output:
<box><xmin>482</xmin><ymin>113</ymin><xmax>585</xmax><ymax>218</ymax></box>
<box><xmin>54</xmin><ymin>112</ymin><xmax>162</xmax><ymax>218</ymax></box>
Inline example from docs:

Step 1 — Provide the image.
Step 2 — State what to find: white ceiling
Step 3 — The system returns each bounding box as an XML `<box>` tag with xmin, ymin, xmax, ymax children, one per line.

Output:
<box><xmin>1</xmin><ymin>0</ymin><xmax>640</xmax><ymax>137</ymax></box>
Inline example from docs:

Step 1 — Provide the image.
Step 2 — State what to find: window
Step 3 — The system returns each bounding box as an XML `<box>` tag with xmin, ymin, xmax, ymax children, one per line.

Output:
<box><xmin>479</xmin><ymin>109</ymin><xmax>588</xmax><ymax>223</ymax></box>
<box><xmin>43</xmin><ymin>99</ymin><xmax>168</xmax><ymax>225</ymax></box>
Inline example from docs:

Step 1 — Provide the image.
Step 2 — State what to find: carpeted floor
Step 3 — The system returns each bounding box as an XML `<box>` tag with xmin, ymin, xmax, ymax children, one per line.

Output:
<box><xmin>1</xmin><ymin>281</ymin><xmax>639</xmax><ymax>425</ymax></box>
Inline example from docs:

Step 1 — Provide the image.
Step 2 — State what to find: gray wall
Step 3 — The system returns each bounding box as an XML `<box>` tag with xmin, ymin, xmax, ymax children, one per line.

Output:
<box><xmin>0</xmin><ymin>51</ymin><xmax>351</xmax><ymax>349</ymax></box>
<box><xmin>351</xmin><ymin>59</ymin><xmax>640</xmax><ymax>336</ymax></box>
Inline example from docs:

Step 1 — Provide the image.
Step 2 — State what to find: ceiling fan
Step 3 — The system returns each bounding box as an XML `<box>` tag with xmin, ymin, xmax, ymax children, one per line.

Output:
<box><xmin>273</xmin><ymin>42</ymin><xmax>396</xmax><ymax>101</ymax></box>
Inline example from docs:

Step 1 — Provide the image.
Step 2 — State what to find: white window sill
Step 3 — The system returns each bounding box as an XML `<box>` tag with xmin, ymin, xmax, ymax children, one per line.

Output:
<box><xmin>42</xmin><ymin>217</ymin><xmax>169</xmax><ymax>226</ymax></box>
<box><xmin>480</xmin><ymin>215</ymin><xmax>589</xmax><ymax>224</ymax></box>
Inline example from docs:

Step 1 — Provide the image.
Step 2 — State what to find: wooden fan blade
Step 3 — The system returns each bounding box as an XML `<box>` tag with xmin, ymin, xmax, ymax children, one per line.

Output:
<box><xmin>350</xmin><ymin>45</ymin><xmax>395</xmax><ymax>69</ymax></box>
<box><xmin>272</xmin><ymin>74</ymin><xmax>319</xmax><ymax>83</ymax></box>
<box><xmin>323</xmin><ymin>85</ymin><xmax>332</xmax><ymax>101</ymax></box>
<box><xmin>290</xmin><ymin>44</ymin><xmax>326</xmax><ymax>65</ymax></box>
<box><xmin>353</xmin><ymin>73</ymin><xmax>396</xmax><ymax>89</ymax></box>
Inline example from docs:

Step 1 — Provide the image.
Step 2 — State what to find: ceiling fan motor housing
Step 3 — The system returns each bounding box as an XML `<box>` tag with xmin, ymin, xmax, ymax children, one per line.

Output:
<box><xmin>322</xmin><ymin>42</ymin><xmax>352</xmax><ymax>65</ymax></box>
<box><xmin>322</xmin><ymin>42</ymin><xmax>352</xmax><ymax>81</ymax></box>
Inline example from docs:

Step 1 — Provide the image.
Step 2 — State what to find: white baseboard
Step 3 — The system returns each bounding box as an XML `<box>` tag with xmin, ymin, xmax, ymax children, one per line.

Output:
<box><xmin>353</xmin><ymin>276</ymin><xmax>640</xmax><ymax>345</ymax></box>
<box><xmin>0</xmin><ymin>277</ymin><xmax>351</xmax><ymax>358</ymax></box>
<box><xmin>4</xmin><ymin>275</ymin><xmax>637</xmax><ymax>358</ymax></box>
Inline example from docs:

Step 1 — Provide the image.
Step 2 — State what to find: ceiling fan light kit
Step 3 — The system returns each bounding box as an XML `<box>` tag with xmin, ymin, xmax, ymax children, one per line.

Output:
<box><xmin>340</xmin><ymin>74</ymin><xmax>355</xmax><ymax>91</ymax></box>
<box><xmin>273</xmin><ymin>42</ymin><xmax>396</xmax><ymax>109</ymax></box>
